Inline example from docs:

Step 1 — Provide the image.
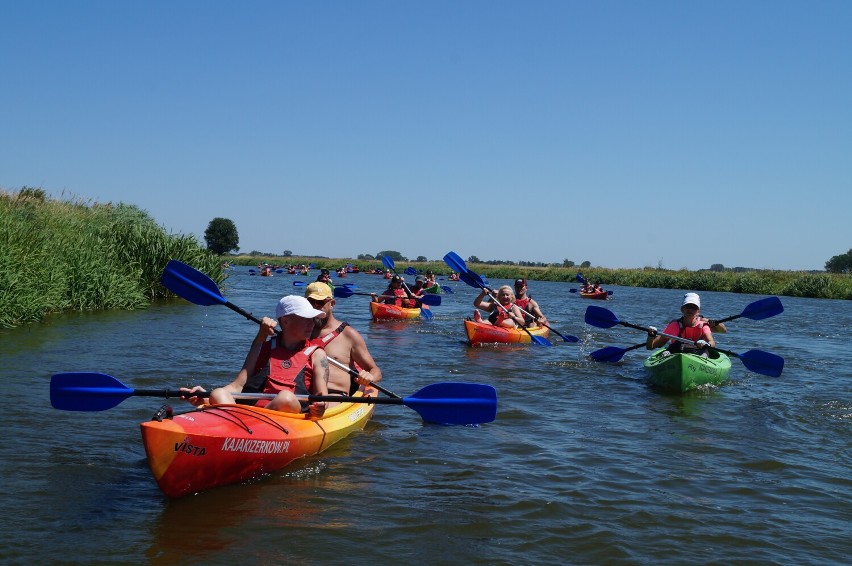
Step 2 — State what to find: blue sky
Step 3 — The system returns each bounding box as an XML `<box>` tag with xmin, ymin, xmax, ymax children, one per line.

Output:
<box><xmin>2</xmin><ymin>1</ymin><xmax>849</xmax><ymax>271</ymax></box>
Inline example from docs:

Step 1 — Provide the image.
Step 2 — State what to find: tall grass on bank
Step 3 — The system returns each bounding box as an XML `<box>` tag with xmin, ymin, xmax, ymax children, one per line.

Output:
<box><xmin>230</xmin><ymin>256</ymin><xmax>851</xmax><ymax>300</ymax></box>
<box><xmin>1</xmin><ymin>189</ymin><xmax>222</xmax><ymax>328</ymax></box>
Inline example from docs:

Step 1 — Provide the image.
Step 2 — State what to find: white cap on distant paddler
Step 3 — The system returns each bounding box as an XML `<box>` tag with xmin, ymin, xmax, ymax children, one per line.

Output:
<box><xmin>682</xmin><ymin>292</ymin><xmax>701</xmax><ymax>308</ymax></box>
<box><xmin>276</xmin><ymin>295</ymin><xmax>326</xmax><ymax>319</ymax></box>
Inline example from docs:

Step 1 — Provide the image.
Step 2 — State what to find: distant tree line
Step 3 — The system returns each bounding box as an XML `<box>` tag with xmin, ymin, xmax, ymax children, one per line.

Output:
<box><xmin>825</xmin><ymin>248</ymin><xmax>852</xmax><ymax>274</ymax></box>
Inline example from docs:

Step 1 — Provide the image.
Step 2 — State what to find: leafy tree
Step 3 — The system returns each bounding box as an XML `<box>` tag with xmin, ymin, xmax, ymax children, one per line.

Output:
<box><xmin>376</xmin><ymin>250</ymin><xmax>407</xmax><ymax>261</ymax></box>
<box><xmin>204</xmin><ymin>217</ymin><xmax>239</xmax><ymax>255</ymax></box>
<box><xmin>416</xmin><ymin>255</ymin><xmax>427</xmax><ymax>262</ymax></box>
<box><xmin>468</xmin><ymin>255</ymin><xmax>480</xmax><ymax>264</ymax></box>
<box><xmin>825</xmin><ymin>248</ymin><xmax>852</xmax><ymax>274</ymax></box>
<box><xmin>282</xmin><ymin>250</ymin><xmax>292</xmax><ymax>257</ymax></box>
<box><xmin>710</xmin><ymin>263</ymin><xmax>726</xmax><ymax>271</ymax></box>
<box><xmin>580</xmin><ymin>260</ymin><xmax>591</xmax><ymax>268</ymax></box>
<box><xmin>563</xmin><ymin>259</ymin><xmax>575</xmax><ymax>267</ymax></box>
<box><xmin>358</xmin><ymin>253</ymin><xmax>375</xmax><ymax>260</ymax></box>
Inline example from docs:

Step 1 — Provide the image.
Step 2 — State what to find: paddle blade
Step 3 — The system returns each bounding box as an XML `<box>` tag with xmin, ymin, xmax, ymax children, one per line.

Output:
<box><xmin>530</xmin><ymin>334</ymin><xmax>553</xmax><ymax>347</ymax></box>
<box><xmin>740</xmin><ymin>297</ymin><xmax>784</xmax><ymax>321</ymax></box>
<box><xmin>458</xmin><ymin>271</ymin><xmax>480</xmax><ymax>289</ymax></box>
<box><xmin>584</xmin><ymin>305</ymin><xmax>620</xmax><ymax>328</ymax></box>
<box><xmin>416</xmin><ymin>294</ymin><xmax>441</xmax><ymax>306</ymax></box>
<box><xmin>404</xmin><ymin>382</ymin><xmax>498</xmax><ymax>425</ymax></box>
<box><xmin>51</xmin><ymin>372</ymin><xmax>133</xmax><ymax>411</ymax></box>
<box><xmin>737</xmin><ymin>350</ymin><xmax>785</xmax><ymax>378</ymax></box>
<box><xmin>442</xmin><ymin>251</ymin><xmax>466</xmax><ymax>274</ymax></box>
<box><xmin>333</xmin><ymin>287</ymin><xmax>356</xmax><ymax>299</ymax></box>
<box><xmin>440</xmin><ymin>285</ymin><xmax>454</xmax><ymax>294</ymax></box>
<box><xmin>161</xmin><ymin>260</ymin><xmax>226</xmax><ymax>306</ymax></box>
<box><xmin>420</xmin><ymin>307</ymin><xmax>434</xmax><ymax>320</ymax></box>
<box><xmin>381</xmin><ymin>256</ymin><xmax>395</xmax><ymax>271</ymax></box>
<box><xmin>589</xmin><ymin>346</ymin><xmax>629</xmax><ymax>363</ymax></box>
<box><xmin>548</xmin><ymin>327</ymin><xmax>580</xmax><ymax>343</ymax></box>
<box><xmin>576</xmin><ymin>273</ymin><xmax>586</xmax><ymax>283</ymax></box>
<box><xmin>569</xmin><ymin>288</ymin><xmax>578</xmax><ymax>293</ymax></box>
<box><xmin>293</xmin><ymin>281</ymin><xmax>307</xmax><ymax>286</ymax></box>
<box><xmin>405</xmin><ymin>267</ymin><xmax>417</xmax><ymax>275</ymax></box>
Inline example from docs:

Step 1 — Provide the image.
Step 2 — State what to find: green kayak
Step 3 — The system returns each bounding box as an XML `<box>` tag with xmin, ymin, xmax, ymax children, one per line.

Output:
<box><xmin>643</xmin><ymin>348</ymin><xmax>732</xmax><ymax>392</ymax></box>
<box><xmin>423</xmin><ymin>284</ymin><xmax>441</xmax><ymax>294</ymax></box>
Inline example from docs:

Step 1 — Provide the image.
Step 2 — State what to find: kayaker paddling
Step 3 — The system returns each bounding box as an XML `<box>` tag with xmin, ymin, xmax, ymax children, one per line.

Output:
<box><xmin>472</xmin><ymin>285</ymin><xmax>527</xmax><ymax>328</ymax></box>
<box><xmin>181</xmin><ymin>295</ymin><xmax>330</xmax><ymax>417</ymax></box>
<box><xmin>305</xmin><ymin>282</ymin><xmax>382</xmax><ymax>402</ymax></box>
<box><xmin>646</xmin><ymin>292</ymin><xmax>715</xmax><ymax>356</ymax></box>
<box><xmin>513</xmin><ymin>278</ymin><xmax>548</xmax><ymax>326</ymax></box>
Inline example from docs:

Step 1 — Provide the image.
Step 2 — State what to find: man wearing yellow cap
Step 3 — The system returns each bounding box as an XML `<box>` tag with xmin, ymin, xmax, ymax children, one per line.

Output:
<box><xmin>304</xmin><ymin>282</ymin><xmax>383</xmax><ymax>400</ymax></box>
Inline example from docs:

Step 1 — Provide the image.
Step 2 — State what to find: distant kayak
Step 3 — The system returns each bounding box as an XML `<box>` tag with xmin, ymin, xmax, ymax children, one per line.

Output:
<box><xmin>643</xmin><ymin>349</ymin><xmax>732</xmax><ymax>392</ymax></box>
<box><xmin>464</xmin><ymin>319</ymin><xmax>549</xmax><ymax>346</ymax></box>
<box><xmin>579</xmin><ymin>290</ymin><xmax>608</xmax><ymax>300</ymax></box>
<box><xmin>370</xmin><ymin>301</ymin><xmax>421</xmax><ymax>320</ymax></box>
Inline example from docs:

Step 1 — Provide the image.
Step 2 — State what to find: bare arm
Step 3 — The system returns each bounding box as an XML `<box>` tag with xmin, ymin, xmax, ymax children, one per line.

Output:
<box><xmin>347</xmin><ymin>328</ymin><xmax>383</xmax><ymax>384</ymax></box>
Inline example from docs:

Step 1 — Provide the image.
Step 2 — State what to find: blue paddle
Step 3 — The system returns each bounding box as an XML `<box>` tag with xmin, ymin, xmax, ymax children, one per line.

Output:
<box><xmin>588</xmin><ymin>297</ymin><xmax>785</xmax><ymax>363</ymax></box>
<box><xmin>50</xmin><ymin>372</ymin><xmax>498</xmax><ymax>425</ymax></box>
<box><xmin>584</xmin><ymin>305</ymin><xmax>785</xmax><ymax>377</ymax></box>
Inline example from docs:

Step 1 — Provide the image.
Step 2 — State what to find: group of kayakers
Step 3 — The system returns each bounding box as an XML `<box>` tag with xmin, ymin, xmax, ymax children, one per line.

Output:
<box><xmin>181</xmin><ymin>264</ymin><xmax>734</xmax><ymax>417</ymax></box>
<box><xmin>580</xmin><ymin>281</ymin><xmax>604</xmax><ymax>294</ymax></box>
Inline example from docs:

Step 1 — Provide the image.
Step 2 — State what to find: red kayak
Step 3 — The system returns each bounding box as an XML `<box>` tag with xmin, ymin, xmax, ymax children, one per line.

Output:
<box><xmin>579</xmin><ymin>290</ymin><xmax>609</xmax><ymax>300</ymax></box>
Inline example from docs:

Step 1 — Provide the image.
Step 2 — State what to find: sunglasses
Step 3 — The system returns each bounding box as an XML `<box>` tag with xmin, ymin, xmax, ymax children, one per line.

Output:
<box><xmin>308</xmin><ymin>298</ymin><xmax>331</xmax><ymax>307</ymax></box>
<box><xmin>682</xmin><ymin>304</ymin><xmax>699</xmax><ymax>311</ymax></box>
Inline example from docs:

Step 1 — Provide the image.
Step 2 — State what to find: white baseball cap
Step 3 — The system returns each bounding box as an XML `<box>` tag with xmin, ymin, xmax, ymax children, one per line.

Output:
<box><xmin>276</xmin><ymin>295</ymin><xmax>327</xmax><ymax>319</ymax></box>
<box><xmin>682</xmin><ymin>292</ymin><xmax>701</xmax><ymax>308</ymax></box>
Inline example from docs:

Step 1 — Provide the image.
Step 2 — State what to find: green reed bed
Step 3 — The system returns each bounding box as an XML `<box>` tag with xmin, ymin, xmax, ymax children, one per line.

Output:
<box><xmin>1</xmin><ymin>189</ymin><xmax>222</xmax><ymax>328</ymax></box>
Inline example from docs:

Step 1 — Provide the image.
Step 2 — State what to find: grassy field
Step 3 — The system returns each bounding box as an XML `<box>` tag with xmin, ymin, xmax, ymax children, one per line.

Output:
<box><xmin>1</xmin><ymin>189</ymin><xmax>222</xmax><ymax>328</ymax></box>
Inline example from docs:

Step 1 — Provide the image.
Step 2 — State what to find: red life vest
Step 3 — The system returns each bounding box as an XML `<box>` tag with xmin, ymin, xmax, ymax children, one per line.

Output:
<box><xmin>494</xmin><ymin>303</ymin><xmax>516</xmax><ymax>326</ymax></box>
<box><xmin>667</xmin><ymin>318</ymin><xmax>708</xmax><ymax>352</ymax></box>
<box><xmin>383</xmin><ymin>288</ymin><xmax>408</xmax><ymax>307</ymax></box>
<box><xmin>249</xmin><ymin>339</ymin><xmax>323</xmax><ymax>407</ymax></box>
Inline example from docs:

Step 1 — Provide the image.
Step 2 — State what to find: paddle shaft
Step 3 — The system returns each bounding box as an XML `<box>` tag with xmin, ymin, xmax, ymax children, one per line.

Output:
<box><xmin>512</xmin><ymin>302</ymin><xmax>578</xmax><ymax>343</ymax></box>
<box><xmin>326</xmin><ymin>356</ymin><xmax>400</xmax><ymax>399</ymax></box>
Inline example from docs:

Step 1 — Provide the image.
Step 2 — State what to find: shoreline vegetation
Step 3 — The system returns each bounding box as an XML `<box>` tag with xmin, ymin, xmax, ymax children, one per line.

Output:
<box><xmin>1</xmin><ymin>189</ymin><xmax>221</xmax><ymax>328</ymax></box>
<box><xmin>2</xmin><ymin>189</ymin><xmax>849</xmax><ymax>328</ymax></box>
<box><xmin>238</xmin><ymin>255</ymin><xmax>851</xmax><ymax>301</ymax></box>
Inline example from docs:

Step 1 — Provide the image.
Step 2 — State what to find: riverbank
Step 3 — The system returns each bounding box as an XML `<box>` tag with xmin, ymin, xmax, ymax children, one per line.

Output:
<box><xmin>1</xmin><ymin>189</ymin><xmax>221</xmax><ymax>328</ymax></box>
<box><xmin>3</xmin><ymin>187</ymin><xmax>847</xmax><ymax>330</ymax></box>
<box><xmin>230</xmin><ymin>255</ymin><xmax>852</xmax><ymax>301</ymax></box>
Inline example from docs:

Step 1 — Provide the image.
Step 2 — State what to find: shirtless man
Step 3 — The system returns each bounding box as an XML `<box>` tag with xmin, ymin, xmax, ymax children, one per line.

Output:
<box><xmin>304</xmin><ymin>282</ymin><xmax>382</xmax><ymax>398</ymax></box>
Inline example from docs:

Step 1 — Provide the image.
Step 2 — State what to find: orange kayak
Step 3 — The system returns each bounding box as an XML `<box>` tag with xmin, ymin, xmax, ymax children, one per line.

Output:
<box><xmin>580</xmin><ymin>290</ymin><xmax>609</xmax><ymax>300</ymax></box>
<box><xmin>464</xmin><ymin>319</ymin><xmax>549</xmax><ymax>346</ymax></box>
<box><xmin>140</xmin><ymin>386</ymin><xmax>377</xmax><ymax>498</ymax></box>
<box><xmin>370</xmin><ymin>301</ymin><xmax>421</xmax><ymax>320</ymax></box>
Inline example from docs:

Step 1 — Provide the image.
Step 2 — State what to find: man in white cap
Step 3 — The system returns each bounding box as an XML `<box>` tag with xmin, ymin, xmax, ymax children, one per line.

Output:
<box><xmin>304</xmin><ymin>282</ymin><xmax>382</xmax><ymax>400</ymax></box>
<box><xmin>646</xmin><ymin>292</ymin><xmax>716</xmax><ymax>355</ymax></box>
<box><xmin>181</xmin><ymin>295</ymin><xmax>330</xmax><ymax>416</ymax></box>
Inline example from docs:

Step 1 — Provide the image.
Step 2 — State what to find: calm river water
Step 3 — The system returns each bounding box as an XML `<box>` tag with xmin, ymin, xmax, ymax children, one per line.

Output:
<box><xmin>1</xmin><ymin>267</ymin><xmax>849</xmax><ymax>564</ymax></box>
